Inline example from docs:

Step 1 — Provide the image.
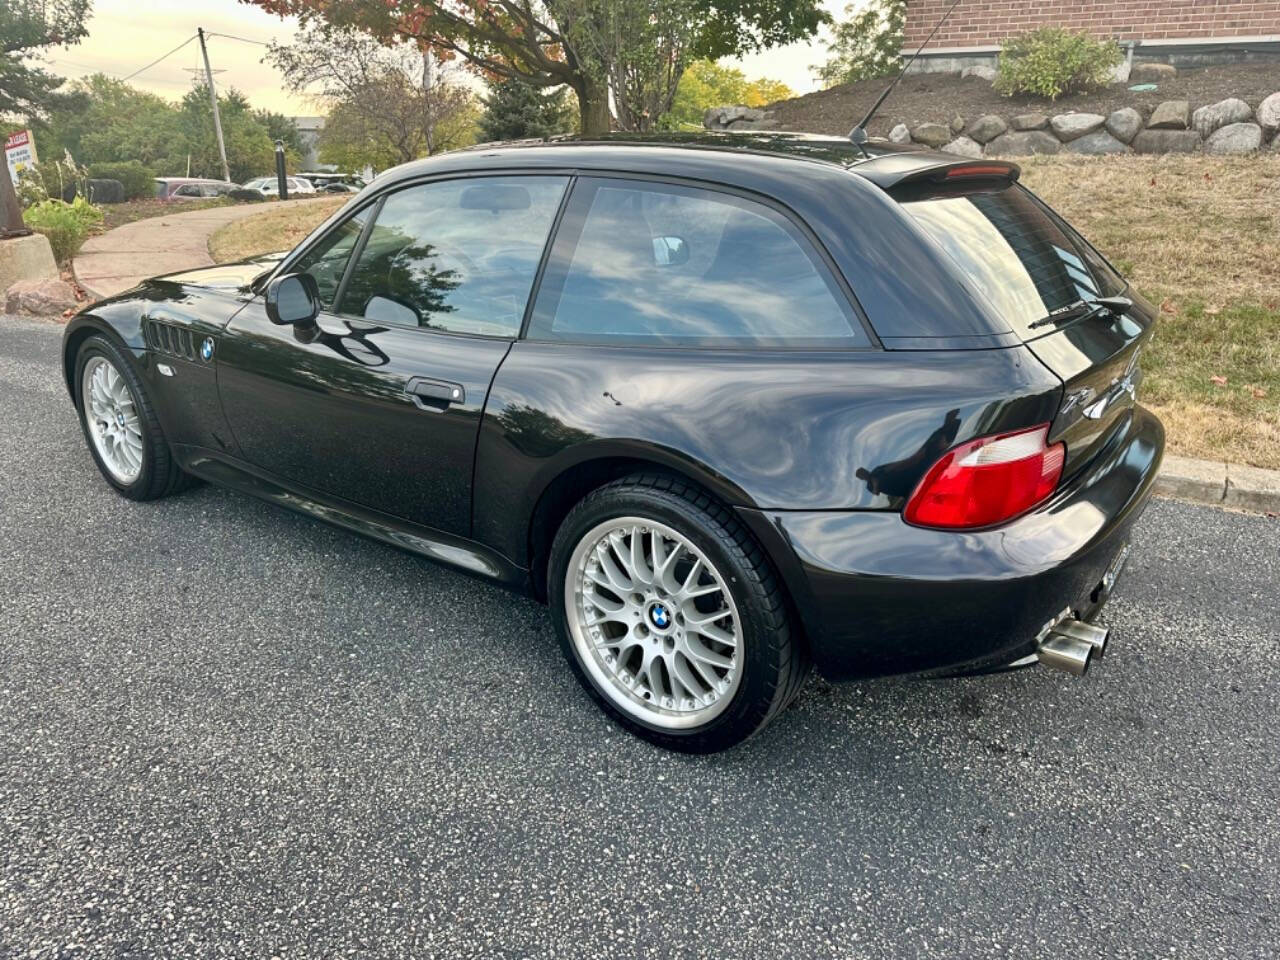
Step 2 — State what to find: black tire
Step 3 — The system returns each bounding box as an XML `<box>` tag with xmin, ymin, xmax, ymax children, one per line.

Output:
<box><xmin>548</xmin><ymin>473</ymin><xmax>810</xmax><ymax>753</ymax></box>
<box><xmin>74</xmin><ymin>334</ymin><xmax>195</xmax><ymax>501</ymax></box>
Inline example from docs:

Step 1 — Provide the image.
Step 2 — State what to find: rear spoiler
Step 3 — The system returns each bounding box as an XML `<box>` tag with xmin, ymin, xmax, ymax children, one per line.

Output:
<box><xmin>851</xmin><ymin>154</ymin><xmax>1021</xmax><ymax>193</ymax></box>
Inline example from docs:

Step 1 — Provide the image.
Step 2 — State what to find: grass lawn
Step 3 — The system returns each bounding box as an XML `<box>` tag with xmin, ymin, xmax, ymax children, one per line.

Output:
<box><xmin>1022</xmin><ymin>154</ymin><xmax>1279</xmax><ymax>469</ymax></box>
<box><xmin>209</xmin><ymin>154</ymin><xmax>1279</xmax><ymax>469</ymax></box>
<box><xmin>208</xmin><ymin>196</ymin><xmax>346</xmax><ymax>264</ymax></box>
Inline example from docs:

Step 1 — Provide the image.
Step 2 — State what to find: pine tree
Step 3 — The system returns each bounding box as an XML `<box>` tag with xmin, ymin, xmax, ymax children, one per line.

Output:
<box><xmin>478</xmin><ymin>76</ymin><xmax>576</xmax><ymax>143</ymax></box>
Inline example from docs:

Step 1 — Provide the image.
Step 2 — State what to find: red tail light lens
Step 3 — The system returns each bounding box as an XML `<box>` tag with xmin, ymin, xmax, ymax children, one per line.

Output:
<box><xmin>904</xmin><ymin>424</ymin><xmax>1065</xmax><ymax>530</ymax></box>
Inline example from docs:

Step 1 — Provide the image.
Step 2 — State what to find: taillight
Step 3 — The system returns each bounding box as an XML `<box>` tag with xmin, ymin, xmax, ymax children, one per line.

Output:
<box><xmin>904</xmin><ymin>424</ymin><xmax>1065</xmax><ymax>530</ymax></box>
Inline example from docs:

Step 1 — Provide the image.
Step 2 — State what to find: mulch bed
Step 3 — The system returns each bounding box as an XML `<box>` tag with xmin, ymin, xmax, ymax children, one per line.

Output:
<box><xmin>770</xmin><ymin>61</ymin><xmax>1280</xmax><ymax>138</ymax></box>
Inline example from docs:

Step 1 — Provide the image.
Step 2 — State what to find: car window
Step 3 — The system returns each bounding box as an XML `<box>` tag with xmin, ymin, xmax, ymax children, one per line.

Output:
<box><xmin>292</xmin><ymin>207</ymin><xmax>372</xmax><ymax>307</ymax></box>
<box><xmin>902</xmin><ymin>185</ymin><xmax>1126</xmax><ymax>339</ymax></box>
<box><xmin>527</xmin><ymin>178</ymin><xmax>864</xmax><ymax>348</ymax></box>
<box><xmin>174</xmin><ymin>184</ymin><xmax>201</xmax><ymax>197</ymax></box>
<box><xmin>336</xmin><ymin>175</ymin><xmax>569</xmax><ymax>338</ymax></box>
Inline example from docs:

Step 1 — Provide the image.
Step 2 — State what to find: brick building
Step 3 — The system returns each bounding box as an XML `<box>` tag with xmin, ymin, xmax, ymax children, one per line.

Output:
<box><xmin>903</xmin><ymin>0</ymin><xmax>1280</xmax><ymax>72</ymax></box>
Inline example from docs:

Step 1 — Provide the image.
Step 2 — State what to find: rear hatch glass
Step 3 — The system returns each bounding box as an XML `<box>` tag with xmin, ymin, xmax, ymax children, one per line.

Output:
<box><xmin>903</xmin><ymin>184</ymin><xmax>1127</xmax><ymax>340</ymax></box>
<box><xmin>902</xmin><ymin>184</ymin><xmax>1153</xmax><ymax>476</ymax></box>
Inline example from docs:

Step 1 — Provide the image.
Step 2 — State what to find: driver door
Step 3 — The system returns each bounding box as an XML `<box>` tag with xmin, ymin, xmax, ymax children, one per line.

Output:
<box><xmin>217</xmin><ymin>174</ymin><xmax>570</xmax><ymax>537</ymax></box>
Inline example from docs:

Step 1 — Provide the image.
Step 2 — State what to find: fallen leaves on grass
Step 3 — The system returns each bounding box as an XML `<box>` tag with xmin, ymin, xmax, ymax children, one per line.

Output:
<box><xmin>1210</xmin><ymin>375</ymin><xmax>1228</xmax><ymax>386</ymax></box>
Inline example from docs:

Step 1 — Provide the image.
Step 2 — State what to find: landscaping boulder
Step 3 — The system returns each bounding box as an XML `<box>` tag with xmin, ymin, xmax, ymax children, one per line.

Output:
<box><xmin>0</xmin><ymin>234</ymin><xmax>59</xmax><ymax>292</ymax></box>
<box><xmin>1147</xmin><ymin>100</ymin><xmax>1190</xmax><ymax>130</ymax></box>
<box><xmin>1131</xmin><ymin>128</ymin><xmax>1202</xmax><ymax>154</ymax></box>
<box><xmin>1010</xmin><ymin>113</ymin><xmax>1048</xmax><ymax>131</ymax></box>
<box><xmin>1131</xmin><ymin>62</ymin><xmax>1176</xmax><ymax>83</ymax></box>
<box><xmin>949</xmin><ymin>115</ymin><xmax>965</xmax><ymax>135</ymax></box>
<box><xmin>1049</xmin><ymin>113</ymin><xmax>1105</xmax><ymax>141</ymax></box>
<box><xmin>888</xmin><ymin>122</ymin><xmax>911</xmax><ymax>144</ymax></box>
<box><xmin>4</xmin><ymin>278</ymin><xmax>78</xmax><ymax>317</ymax></box>
<box><xmin>960</xmin><ymin>64</ymin><xmax>997</xmax><ymax>82</ymax></box>
<box><xmin>1067</xmin><ymin>130</ymin><xmax>1129</xmax><ymax>155</ymax></box>
<box><xmin>1204</xmin><ymin>122</ymin><xmax>1263</xmax><ymax>155</ymax></box>
<box><xmin>910</xmin><ymin>122</ymin><xmax>951</xmax><ymax>148</ymax></box>
<box><xmin>941</xmin><ymin>136</ymin><xmax>982</xmax><ymax>158</ymax></box>
<box><xmin>966</xmin><ymin>114</ymin><xmax>1007</xmax><ymax>144</ymax></box>
<box><xmin>1257</xmin><ymin>92</ymin><xmax>1280</xmax><ymax>137</ymax></box>
<box><xmin>985</xmin><ymin>130</ymin><xmax>1062</xmax><ymax>156</ymax></box>
<box><xmin>703</xmin><ymin>105</ymin><xmax>768</xmax><ymax>129</ymax></box>
<box><xmin>1105</xmin><ymin>107</ymin><xmax>1143</xmax><ymax>144</ymax></box>
<box><xmin>1192</xmin><ymin>98</ymin><xmax>1253</xmax><ymax>139</ymax></box>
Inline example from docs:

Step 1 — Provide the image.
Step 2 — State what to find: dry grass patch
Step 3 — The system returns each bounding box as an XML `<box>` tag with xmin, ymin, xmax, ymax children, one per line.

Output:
<box><xmin>209</xmin><ymin>196</ymin><xmax>346</xmax><ymax>265</ymax></box>
<box><xmin>1022</xmin><ymin>153</ymin><xmax>1280</xmax><ymax>469</ymax></box>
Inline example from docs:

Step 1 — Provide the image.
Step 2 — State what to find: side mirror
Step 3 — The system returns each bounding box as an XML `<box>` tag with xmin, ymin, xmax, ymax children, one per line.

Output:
<box><xmin>652</xmin><ymin>235</ymin><xmax>689</xmax><ymax>266</ymax></box>
<box><xmin>265</xmin><ymin>272</ymin><xmax>321</xmax><ymax>328</ymax></box>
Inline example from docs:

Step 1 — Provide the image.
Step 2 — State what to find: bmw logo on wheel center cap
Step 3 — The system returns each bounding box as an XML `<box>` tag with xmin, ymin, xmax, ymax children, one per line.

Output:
<box><xmin>200</xmin><ymin>337</ymin><xmax>215</xmax><ymax>362</ymax></box>
<box><xmin>648</xmin><ymin>602</ymin><xmax>671</xmax><ymax>630</ymax></box>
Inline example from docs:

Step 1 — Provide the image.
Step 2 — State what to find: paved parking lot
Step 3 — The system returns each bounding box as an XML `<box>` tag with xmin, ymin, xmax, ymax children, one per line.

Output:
<box><xmin>2</xmin><ymin>315</ymin><xmax>1278</xmax><ymax>958</ymax></box>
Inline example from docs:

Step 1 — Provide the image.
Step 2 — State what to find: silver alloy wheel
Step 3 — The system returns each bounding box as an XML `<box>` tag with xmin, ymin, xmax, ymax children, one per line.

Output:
<box><xmin>565</xmin><ymin>516</ymin><xmax>742</xmax><ymax>730</ymax></box>
<box><xmin>81</xmin><ymin>355</ymin><xmax>143</xmax><ymax>484</ymax></box>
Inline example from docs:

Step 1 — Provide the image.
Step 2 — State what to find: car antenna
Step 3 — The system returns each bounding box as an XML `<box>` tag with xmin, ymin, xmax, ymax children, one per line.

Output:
<box><xmin>848</xmin><ymin>0</ymin><xmax>964</xmax><ymax>146</ymax></box>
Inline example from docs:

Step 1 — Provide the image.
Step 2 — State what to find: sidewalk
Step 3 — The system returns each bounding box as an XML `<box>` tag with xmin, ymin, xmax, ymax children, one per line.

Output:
<box><xmin>73</xmin><ymin>198</ymin><xmax>331</xmax><ymax>300</ymax></box>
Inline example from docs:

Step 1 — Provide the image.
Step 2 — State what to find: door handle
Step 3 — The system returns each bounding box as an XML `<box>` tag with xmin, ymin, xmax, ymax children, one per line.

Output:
<box><xmin>405</xmin><ymin>377</ymin><xmax>464</xmax><ymax>412</ymax></box>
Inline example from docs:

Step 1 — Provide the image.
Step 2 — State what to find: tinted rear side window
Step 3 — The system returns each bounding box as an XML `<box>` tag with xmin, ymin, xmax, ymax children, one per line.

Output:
<box><xmin>903</xmin><ymin>185</ymin><xmax>1125</xmax><ymax>339</ymax></box>
<box><xmin>528</xmin><ymin>178</ymin><xmax>866</xmax><ymax>348</ymax></box>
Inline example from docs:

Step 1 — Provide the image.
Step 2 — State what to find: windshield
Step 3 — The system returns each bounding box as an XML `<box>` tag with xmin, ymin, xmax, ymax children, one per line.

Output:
<box><xmin>903</xmin><ymin>185</ymin><xmax>1126</xmax><ymax>339</ymax></box>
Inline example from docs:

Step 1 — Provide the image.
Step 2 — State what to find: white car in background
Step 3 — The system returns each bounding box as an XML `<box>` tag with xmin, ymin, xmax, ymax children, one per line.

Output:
<box><xmin>241</xmin><ymin>176</ymin><xmax>318</xmax><ymax>198</ymax></box>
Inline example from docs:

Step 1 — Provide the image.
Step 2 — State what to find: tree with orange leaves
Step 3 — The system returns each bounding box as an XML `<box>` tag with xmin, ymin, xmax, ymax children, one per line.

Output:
<box><xmin>241</xmin><ymin>0</ymin><xmax>825</xmax><ymax>135</ymax></box>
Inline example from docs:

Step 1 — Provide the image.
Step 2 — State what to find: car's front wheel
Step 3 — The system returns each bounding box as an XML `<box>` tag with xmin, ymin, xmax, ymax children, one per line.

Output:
<box><xmin>549</xmin><ymin>474</ymin><xmax>809</xmax><ymax>753</ymax></box>
<box><xmin>74</xmin><ymin>335</ymin><xmax>192</xmax><ymax>501</ymax></box>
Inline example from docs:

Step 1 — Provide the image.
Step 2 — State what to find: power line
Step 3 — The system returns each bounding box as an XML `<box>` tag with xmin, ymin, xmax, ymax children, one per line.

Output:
<box><xmin>206</xmin><ymin>32</ymin><xmax>272</xmax><ymax>48</ymax></box>
<box><xmin>120</xmin><ymin>33</ymin><xmax>198</xmax><ymax>82</ymax></box>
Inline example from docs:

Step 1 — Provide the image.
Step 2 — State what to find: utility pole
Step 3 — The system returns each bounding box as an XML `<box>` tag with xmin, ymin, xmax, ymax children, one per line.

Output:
<box><xmin>197</xmin><ymin>28</ymin><xmax>232</xmax><ymax>183</ymax></box>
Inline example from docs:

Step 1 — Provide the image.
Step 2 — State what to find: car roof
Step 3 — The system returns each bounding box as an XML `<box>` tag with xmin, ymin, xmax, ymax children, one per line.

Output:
<box><xmin>370</xmin><ymin>131</ymin><xmax>1002</xmax><ymax>200</ymax></box>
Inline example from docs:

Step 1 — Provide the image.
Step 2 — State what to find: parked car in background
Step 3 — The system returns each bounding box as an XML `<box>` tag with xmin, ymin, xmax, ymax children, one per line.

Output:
<box><xmin>298</xmin><ymin>172</ymin><xmax>367</xmax><ymax>193</ymax></box>
<box><xmin>240</xmin><ymin>176</ymin><xmax>318</xmax><ymax>198</ymax></box>
<box><xmin>153</xmin><ymin>178</ymin><xmax>237</xmax><ymax>201</ymax></box>
<box><xmin>63</xmin><ymin>133</ymin><xmax>1163</xmax><ymax>752</ymax></box>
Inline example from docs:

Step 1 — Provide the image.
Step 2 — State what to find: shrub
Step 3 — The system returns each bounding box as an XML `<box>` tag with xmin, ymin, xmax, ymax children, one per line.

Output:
<box><xmin>87</xmin><ymin>161</ymin><xmax>155</xmax><ymax>200</ymax></box>
<box><xmin>994</xmin><ymin>28</ymin><xmax>1123</xmax><ymax>100</ymax></box>
<box><xmin>23</xmin><ymin>197</ymin><xmax>104</xmax><ymax>264</ymax></box>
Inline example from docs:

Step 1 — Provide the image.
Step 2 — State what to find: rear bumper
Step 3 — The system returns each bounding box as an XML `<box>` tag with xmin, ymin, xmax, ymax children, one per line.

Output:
<box><xmin>739</xmin><ymin>405</ymin><xmax>1164</xmax><ymax>681</ymax></box>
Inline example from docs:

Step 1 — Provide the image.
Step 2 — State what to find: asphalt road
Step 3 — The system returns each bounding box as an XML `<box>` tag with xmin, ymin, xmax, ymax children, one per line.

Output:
<box><xmin>2</xmin><ymin>314</ymin><xmax>1277</xmax><ymax>959</ymax></box>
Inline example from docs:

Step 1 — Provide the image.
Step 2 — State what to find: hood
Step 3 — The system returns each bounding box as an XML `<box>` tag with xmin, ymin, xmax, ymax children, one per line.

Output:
<box><xmin>150</xmin><ymin>252</ymin><xmax>287</xmax><ymax>291</ymax></box>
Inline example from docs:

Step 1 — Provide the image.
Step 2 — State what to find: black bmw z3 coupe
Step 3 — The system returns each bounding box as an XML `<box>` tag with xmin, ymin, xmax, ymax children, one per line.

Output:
<box><xmin>63</xmin><ymin>133</ymin><xmax>1164</xmax><ymax>752</ymax></box>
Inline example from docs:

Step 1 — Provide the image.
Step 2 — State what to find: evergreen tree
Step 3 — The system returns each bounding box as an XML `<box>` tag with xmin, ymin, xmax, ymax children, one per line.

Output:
<box><xmin>478</xmin><ymin>76</ymin><xmax>575</xmax><ymax>143</ymax></box>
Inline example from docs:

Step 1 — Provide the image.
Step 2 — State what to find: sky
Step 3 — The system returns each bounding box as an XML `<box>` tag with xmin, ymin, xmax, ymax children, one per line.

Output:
<box><xmin>40</xmin><ymin>0</ymin><xmax>851</xmax><ymax>116</ymax></box>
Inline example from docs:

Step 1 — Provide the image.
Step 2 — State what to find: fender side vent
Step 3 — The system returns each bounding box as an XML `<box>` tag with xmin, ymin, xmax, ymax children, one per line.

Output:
<box><xmin>144</xmin><ymin>319</ymin><xmax>197</xmax><ymax>361</ymax></box>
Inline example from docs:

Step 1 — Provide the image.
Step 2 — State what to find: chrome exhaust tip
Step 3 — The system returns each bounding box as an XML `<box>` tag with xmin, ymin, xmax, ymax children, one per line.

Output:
<box><xmin>1050</xmin><ymin>619</ymin><xmax>1109</xmax><ymax>660</ymax></box>
<box><xmin>1036</xmin><ymin>633</ymin><xmax>1093</xmax><ymax>676</ymax></box>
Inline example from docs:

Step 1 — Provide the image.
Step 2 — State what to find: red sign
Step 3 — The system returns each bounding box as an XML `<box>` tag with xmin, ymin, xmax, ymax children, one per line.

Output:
<box><xmin>5</xmin><ymin>130</ymin><xmax>31</xmax><ymax>150</ymax></box>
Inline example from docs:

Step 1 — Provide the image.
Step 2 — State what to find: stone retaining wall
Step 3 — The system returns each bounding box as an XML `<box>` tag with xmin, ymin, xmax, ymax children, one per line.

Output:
<box><xmin>705</xmin><ymin>88</ymin><xmax>1280</xmax><ymax>158</ymax></box>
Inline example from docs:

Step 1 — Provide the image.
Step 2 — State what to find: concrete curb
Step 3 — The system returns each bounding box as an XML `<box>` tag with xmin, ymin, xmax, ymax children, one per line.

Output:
<box><xmin>1155</xmin><ymin>454</ymin><xmax>1280</xmax><ymax>514</ymax></box>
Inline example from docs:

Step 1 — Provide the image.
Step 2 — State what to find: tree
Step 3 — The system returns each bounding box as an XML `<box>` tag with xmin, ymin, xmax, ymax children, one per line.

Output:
<box><xmin>813</xmin><ymin>0</ymin><xmax>905</xmax><ymax>89</ymax></box>
<box><xmin>0</xmin><ymin>0</ymin><xmax>90</xmax><ymax>121</ymax></box>
<box><xmin>268</xmin><ymin>24</ymin><xmax>477</xmax><ymax>171</ymax></box>
<box><xmin>661</xmin><ymin>60</ymin><xmax>793</xmax><ymax>130</ymax></box>
<box><xmin>42</xmin><ymin>74</ymin><xmax>183</xmax><ymax>169</ymax></box>
<box><xmin>2</xmin><ymin>0</ymin><xmax>91</xmax><ymax>234</ymax></box>
<box><xmin>175</xmin><ymin>85</ymin><xmax>286</xmax><ymax>182</ymax></box>
<box><xmin>255</xmin><ymin>110</ymin><xmax>305</xmax><ymax>157</ymax></box>
<box><xmin>242</xmin><ymin>0</ymin><xmax>826</xmax><ymax>136</ymax></box>
<box><xmin>478</xmin><ymin>74</ymin><xmax>574</xmax><ymax>142</ymax></box>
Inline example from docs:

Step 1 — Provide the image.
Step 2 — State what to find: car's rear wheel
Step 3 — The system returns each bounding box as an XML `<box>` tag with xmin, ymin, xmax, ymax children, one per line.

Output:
<box><xmin>74</xmin><ymin>335</ymin><xmax>193</xmax><ymax>501</ymax></box>
<box><xmin>549</xmin><ymin>474</ymin><xmax>809</xmax><ymax>753</ymax></box>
